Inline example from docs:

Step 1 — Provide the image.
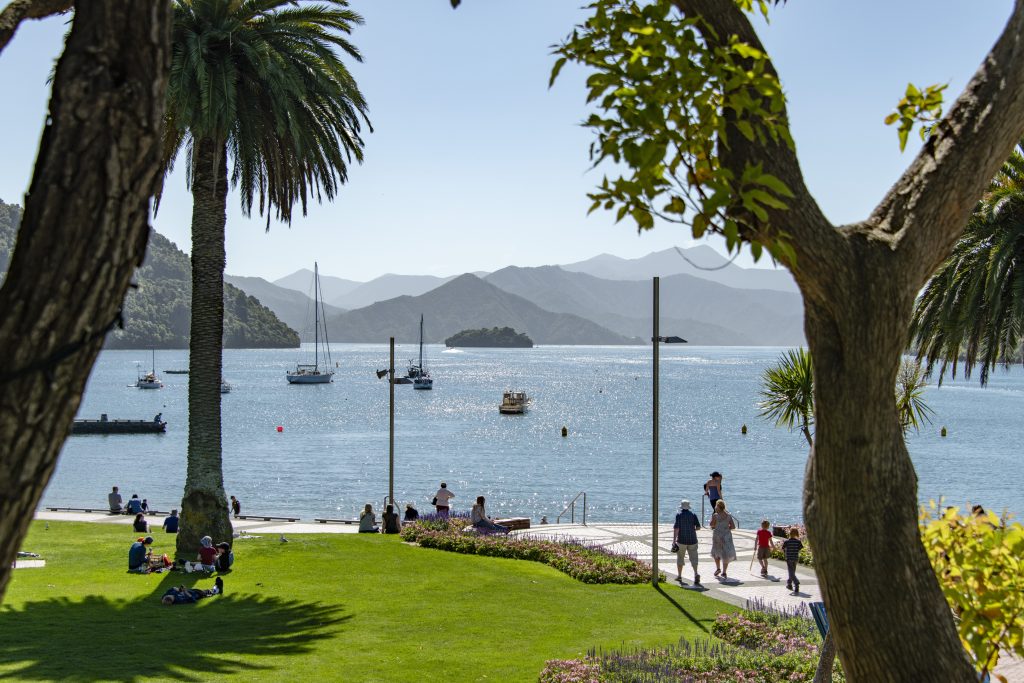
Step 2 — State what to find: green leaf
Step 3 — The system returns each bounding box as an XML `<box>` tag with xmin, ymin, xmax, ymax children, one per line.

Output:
<box><xmin>549</xmin><ymin>57</ymin><xmax>567</xmax><ymax>88</ymax></box>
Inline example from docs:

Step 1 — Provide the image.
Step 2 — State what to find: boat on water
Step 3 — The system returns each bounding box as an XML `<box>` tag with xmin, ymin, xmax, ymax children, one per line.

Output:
<box><xmin>499</xmin><ymin>390</ymin><xmax>529</xmax><ymax>414</ymax></box>
<box><xmin>136</xmin><ymin>349</ymin><xmax>163</xmax><ymax>389</ymax></box>
<box><xmin>221</xmin><ymin>379</ymin><xmax>232</xmax><ymax>394</ymax></box>
<box><xmin>164</xmin><ymin>369</ymin><xmax>189</xmax><ymax>375</ymax></box>
<box><xmin>72</xmin><ymin>413</ymin><xmax>167</xmax><ymax>435</ymax></box>
<box><xmin>287</xmin><ymin>262</ymin><xmax>335</xmax><ymax>384</ymax></box>
<box><xmin>412</xmin><ymin>314</ymin><xmax>433</xmax><ymax>390</ymax></box>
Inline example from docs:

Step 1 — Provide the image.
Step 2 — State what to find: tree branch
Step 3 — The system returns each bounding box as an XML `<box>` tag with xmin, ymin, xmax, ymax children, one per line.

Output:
<box><xmin>671</xmin><ymin>0</ymin><xmax>839</xmax><ymax>296</ymax></box>
<box><xmin>0</xmin><ymin>0</ymin><xmax>72</xmax><ymax>55</ymax></box>
<box><xmin>874</xmin><ymin>1</ymin><xmax>1024</xmax><ymax>285</ymax></box>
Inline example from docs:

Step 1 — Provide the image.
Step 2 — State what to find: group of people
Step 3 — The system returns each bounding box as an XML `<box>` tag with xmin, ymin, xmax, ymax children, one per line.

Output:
<box><xmin>127</xmin><ymin>534</ymin><xmax>234</xmax><ymax>574</ymax></box>
<box><xmin>356</xmin><ymin>483</ymin><xmax>509</xmax><ymax>534</ymax></box>
<box><xmin>108</xmin><ymin>487</ymin><xmax>149</xmax><ymax>515</ymax></box>
<box><xmin>672</xmin><ymin>471</ymin><xmax>804</xmax><ymax>593</ymax></box>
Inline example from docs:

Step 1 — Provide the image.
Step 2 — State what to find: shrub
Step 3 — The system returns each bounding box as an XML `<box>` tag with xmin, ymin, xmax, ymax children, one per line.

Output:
<box><xmin>400</xmin><ymin>516</ymin><xmax>660</xmax><ymax>585</ymax></box>
<box><xmin>920</xmin><ymin>503</ymin><xmax>1024</xmax><ymax>679</ymax></box>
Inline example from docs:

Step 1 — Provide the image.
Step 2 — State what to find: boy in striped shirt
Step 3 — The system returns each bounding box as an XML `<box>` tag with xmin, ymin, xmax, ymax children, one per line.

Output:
<box><xmin>782</xmin><ymin>528</ymin><xmax>803</xmax><ymax>593</ymax></box>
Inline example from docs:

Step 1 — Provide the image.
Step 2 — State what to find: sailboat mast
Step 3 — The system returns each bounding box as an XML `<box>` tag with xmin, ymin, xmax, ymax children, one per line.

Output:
<box><xmin>419</xmin><ymin>314</ymin><xmax>424</xmax><ymax>369</ymax></box>
<box><xmin>314</xmin><ymin>262</ymin><xmax>320</xmax><ymax>369</ymax></box>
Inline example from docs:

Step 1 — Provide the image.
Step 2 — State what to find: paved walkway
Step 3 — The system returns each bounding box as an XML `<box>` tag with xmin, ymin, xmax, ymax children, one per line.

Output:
<box><xmin>518</xmin><ymin>522</ymin><xmax>820</xmax><ymax>613</ymax></box>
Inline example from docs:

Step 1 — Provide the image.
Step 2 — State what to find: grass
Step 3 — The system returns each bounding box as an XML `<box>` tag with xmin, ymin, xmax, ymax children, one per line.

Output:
<box><xmin>1</xmin><ymin>521</ymin><xmax>731</xmax><ymax>682</ymax></box>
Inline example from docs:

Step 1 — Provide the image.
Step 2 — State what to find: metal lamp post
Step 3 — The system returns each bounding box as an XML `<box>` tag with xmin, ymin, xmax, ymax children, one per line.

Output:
<box><xmin>652</xmin><ymin>276</ymin><xmax>687</xmax><ymax>586</ymax></box>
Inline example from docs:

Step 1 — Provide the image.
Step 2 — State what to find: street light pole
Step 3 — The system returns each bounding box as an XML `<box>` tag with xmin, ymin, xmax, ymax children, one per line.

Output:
<box><xmin>652</xmin><ymin>276</ymin><xmax>659</xmax><ymax>587</ymax></box>
<box><xmin>389</xmin><ymin>336</ymin><xmax>395</xmax><ymax>505</ymax></box>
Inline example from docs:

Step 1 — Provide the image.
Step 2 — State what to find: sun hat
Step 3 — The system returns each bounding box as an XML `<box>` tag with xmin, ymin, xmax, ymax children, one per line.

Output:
<box><xmin>680</xmin><ymin>500</ymin><xmax>691</xmax><ymax>510</ymax></box>
<box><xmin>200</xmin><ymin>536</ymin><xmax>213</xmax><ymax>548</ymax></box>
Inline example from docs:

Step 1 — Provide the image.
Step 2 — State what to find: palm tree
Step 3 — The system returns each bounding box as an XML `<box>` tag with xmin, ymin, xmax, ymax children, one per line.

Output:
<box><xmin>759</xmin><ymin>350</ymin><xmax>932</xmax><ymax>441</ymax></box>
<box><xmin>911</xmin><ymin>142</ymin><xmax>1024</xmax><ymax>386</ymax></box>
<box><xmin>159</xmin><ymin>0</ymin><xmax>370</xmax><ymax>554</ymax></box>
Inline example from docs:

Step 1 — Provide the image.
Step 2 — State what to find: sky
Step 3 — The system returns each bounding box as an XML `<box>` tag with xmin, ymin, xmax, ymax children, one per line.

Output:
<box><xmin>0</xmin><ymin>1</ymin><xmax>1014</xmax><ymax>282</ymax></box>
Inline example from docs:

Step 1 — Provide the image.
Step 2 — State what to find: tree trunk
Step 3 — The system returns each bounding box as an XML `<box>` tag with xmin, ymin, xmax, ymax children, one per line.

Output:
<box><xmin>176</xmin><ymin>137</ymin><xmax>233</xmax><ymax>556</ymax></box>
<box><xmin>0</xmin><ymin>0</ymin><xmax>171</xmax><ymax>601</ymax></box>
<box><xmin>802</xmin><ymin>241</ymin><xmax>976</xmax><ymax>681</ymax></box>
<box><xmin>813</xmin><ymin>630</ymin><xmax>836</xmax><ymax>683</ymax></box>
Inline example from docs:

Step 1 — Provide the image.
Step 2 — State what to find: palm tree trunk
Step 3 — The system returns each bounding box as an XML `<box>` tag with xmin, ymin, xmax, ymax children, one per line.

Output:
<box><xmin>177</xmin><ymin>137</ymin><xmax>232</xmax><ymax>555</ymax></box>
<box><xmin>0</xmin><ymin>0</ymin><xmax>171</xmax><ymax>601</ymax></box>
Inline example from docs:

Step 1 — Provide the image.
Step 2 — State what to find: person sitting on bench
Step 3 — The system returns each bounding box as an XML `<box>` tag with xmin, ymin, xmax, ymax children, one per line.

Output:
<box><xmin>108</xmin><ymin>486</ymin><xmax>123</xmax><ymax>513</ymax></box>
<box><xmin>471</xmin><ymin>496</ymin><xmax>508</xmax><ymax>533</ymax></box>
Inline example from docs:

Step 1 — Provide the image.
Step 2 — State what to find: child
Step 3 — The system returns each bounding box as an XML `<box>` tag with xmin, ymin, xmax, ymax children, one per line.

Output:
<box><xmin>782</xmin><ymin>527</ymin><xmax>803</xmax><ymax>592</ymax></box>
<box><xmin>755</xmin><ymin>520</ymin><xmax>774</xmax><ymax>577</ymax></box>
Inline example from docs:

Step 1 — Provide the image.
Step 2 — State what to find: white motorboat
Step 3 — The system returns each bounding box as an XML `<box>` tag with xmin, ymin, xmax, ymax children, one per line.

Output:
<box><xmin>499</xmin><ymin>390</ymin><xmax>529</xmax><ymax>414</ymax></box>
<box><xmin>221</xmin><ymin>379</ymin><xmax>231</xmax><ymax>394</ymax></box>
<box><xmin>287</xmin><ymin>262</ymin><xmax>335</xmax><ymax>384</ymax></box>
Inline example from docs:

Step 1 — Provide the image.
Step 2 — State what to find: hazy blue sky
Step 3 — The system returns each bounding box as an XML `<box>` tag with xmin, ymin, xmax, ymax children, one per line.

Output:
<box><xmin>0</xmin><ymin>1</ymin><xmax>1013</xmax><ymax>282</ymax></box>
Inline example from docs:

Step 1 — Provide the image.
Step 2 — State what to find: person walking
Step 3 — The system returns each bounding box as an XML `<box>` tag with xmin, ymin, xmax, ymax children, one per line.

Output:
<box><xmin>432</xmin><ymin>482</ymin><xmax>455</xmax><ymax>517</ymax></box>
<box><xmin>709</xmin><ymin>499</ymin><xmax>737</xmax><ymax>579</ymax></box>
<box><xmin>672</xmin><ymin>499</ymin><xmax>701</xmax><ymax>585</ymax></box>
<box><xmin>755</xmin><ymin>520</ymin><xmax>775</xmax><ymax>577</ymax></box>
<box><xmin>782</xmin><ymin>528</ymin><xmax>804</xmax><ymax>593</ymax></box>
<box><xmin>230</xmin><ymin>495</ymin><xmax>241</xmax><ymax>518</ymax></box>
<box><xmin>703</xmin><ymin>472</ymin><xmax>723</xmax><ymax>513</ymax></box>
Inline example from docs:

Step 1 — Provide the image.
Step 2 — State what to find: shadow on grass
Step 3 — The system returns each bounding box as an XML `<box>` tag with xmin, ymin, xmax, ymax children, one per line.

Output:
<box><xmin>653</xmin><ymin>584</ymin><xmax>709</xmax><ymax>634</ymax></box>
<box><xmin>0</xmin><ymin>574</ymin><xmax>350</xmax><ymax>681</ymax></box>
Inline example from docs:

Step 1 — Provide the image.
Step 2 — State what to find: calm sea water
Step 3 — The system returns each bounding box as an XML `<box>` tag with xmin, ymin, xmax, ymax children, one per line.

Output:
<box><xmin>42</xmin><ymin>345</ymin><xmax>1023</xmax><ymax>526</ymax></box>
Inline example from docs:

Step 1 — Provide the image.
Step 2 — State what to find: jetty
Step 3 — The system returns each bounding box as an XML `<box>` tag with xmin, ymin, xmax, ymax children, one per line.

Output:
<box><xmin>70</xmin><ymin>414</ymin><xmax>166</xmax><ymax>435</ymax></box>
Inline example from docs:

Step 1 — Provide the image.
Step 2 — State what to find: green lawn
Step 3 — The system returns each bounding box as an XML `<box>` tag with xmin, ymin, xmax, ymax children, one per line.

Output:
<box><xmin>1</xmin><ymin>521</ymin><xmax>731</xmax><ymax>682</ymax></box>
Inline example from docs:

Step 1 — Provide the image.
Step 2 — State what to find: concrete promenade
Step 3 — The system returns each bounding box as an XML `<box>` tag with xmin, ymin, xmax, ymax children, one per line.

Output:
<box><xmin>27</xmin><ymin>511</ymin><xmax>1024</xmax><ymax>680</ymax></box>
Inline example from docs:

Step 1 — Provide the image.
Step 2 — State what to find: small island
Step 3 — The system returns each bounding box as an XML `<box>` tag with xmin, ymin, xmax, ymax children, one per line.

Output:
<box><xmin>445</xmin><ymin>326</ymin><xmax>533</xmax><ymax>348</ymax></box>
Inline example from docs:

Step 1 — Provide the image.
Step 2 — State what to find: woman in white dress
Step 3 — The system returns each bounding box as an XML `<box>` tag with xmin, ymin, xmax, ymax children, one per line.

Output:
<box><xmin>709</xmin><ymin>499</ymin><xmax>737</xmax><ymax>579</ymax></box>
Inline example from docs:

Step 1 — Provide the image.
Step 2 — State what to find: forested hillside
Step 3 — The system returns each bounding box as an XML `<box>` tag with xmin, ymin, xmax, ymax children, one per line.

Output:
<box><xmin>0</xmin><ymin>199</ymin><xmax>298</xmax><ymax>348</ymax></box>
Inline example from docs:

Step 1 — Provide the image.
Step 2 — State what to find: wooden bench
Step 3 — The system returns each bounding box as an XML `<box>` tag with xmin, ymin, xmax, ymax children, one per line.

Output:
<box><xmin>494</xmin><ymin>517</ymin><xmax>531</xmax><ymax>531</ymax></box>
<box><xmin>314</xmin><ymin>518</ymin><xmax>359</xmax><ymax>525</ymax></box>
<box><xmin>46</xmin><ymin>507</ymin><xmax>111</xmax><ymax>514</ymax></box>
<box><xmin>236</xmin><ymin>514</ymin><xmax>301</xmax><ymax>522</ymax></box>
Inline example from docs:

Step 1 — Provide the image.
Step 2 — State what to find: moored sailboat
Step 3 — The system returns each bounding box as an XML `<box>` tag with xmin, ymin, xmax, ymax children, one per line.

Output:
<box><xmin>412</xmin><ymin>314</ymin><xmax>432</xmax><ymax>390</ymax></box>
<box><xmin>286</xmin><ymin>263</ymin><xmax>335</xmax><ymax>384</ymax></box>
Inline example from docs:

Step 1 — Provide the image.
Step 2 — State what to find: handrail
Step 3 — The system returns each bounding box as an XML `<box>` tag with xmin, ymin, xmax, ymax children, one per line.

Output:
<box><xmin>556</xmin><ymin>491</ymin><xmax>587</xmax><ymax>525</ymax></box>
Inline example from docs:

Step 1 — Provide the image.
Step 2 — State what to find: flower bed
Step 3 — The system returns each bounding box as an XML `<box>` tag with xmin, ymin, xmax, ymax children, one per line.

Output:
<box><xmin>400</xmin><ymin>515</ymin><xmax>659</xmax><ymax>584</ymax></box>
<box><xmin>540</xmin><ymin>601</ymin><xmax>843</xmax><ymax>682</ymax></box>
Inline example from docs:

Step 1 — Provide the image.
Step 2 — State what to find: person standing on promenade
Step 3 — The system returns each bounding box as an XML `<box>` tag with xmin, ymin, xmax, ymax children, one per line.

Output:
<box><xmin>782</xmin><ymin>528</ymin><xmax>803</xmax><ymax>593</ymax></box>
<box><xmin>230</xmin><ymin>495</ymin><xmax>241</xmax><ymax>518</ymax></box>
<box><xmin>433</xmin><ymin>482</ymin><xmax>455</xmax><ymax>517</ymax></box>
<box><xmin>703</xmin><ymin>472</ymin><xmax>723</xmax><ymax>514</ymax></box>
<box><xmin>672</xmin><ymin>499</ymin><xmax>701</xmax><ymax>586</ymax></box>
<box><xmin>755</xmin><ymin>520</ymin><xmax>775</xmax><ymax>577</ymax></box>
<box><xmin>709</xmin><ymin>499</ymin><xmax>737</xmax><ymax>579</ymax></box>
<box><xmin>108</xmin><ymin>486</ymin><xmax>123</xmax><ymax>513</ymax></box>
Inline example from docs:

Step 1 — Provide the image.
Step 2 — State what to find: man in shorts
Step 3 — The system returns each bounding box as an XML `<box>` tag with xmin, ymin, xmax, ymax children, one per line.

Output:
<box><xmin>433</xmin><ymin>482</ymin><xmax>455</xmax><ymax>517</ymax></box>
<box><xmin>673</xmin><ymin>499</ymin><xmax>701</xmax><ymax>586</ymax></box>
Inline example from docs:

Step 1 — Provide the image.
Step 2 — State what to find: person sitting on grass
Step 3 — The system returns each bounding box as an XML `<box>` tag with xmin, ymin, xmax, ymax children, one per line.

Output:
<box><xmin>162</xmin><ymin>509</ymin><xmax>179</xmax><ymax>534</ymax></box>
<box><xmin>382</xmin><ymin>504</ymin><xmax>401</xmax><ymax>534</ymax></box>
<box><xmin>470</xmin><ymin>496</ymin><xmax>508</xmax><ymax>533</ymax></box>
<box><xmin>161</xmin><ymin>577</ymin><xmax>224</xmax><ymax>605</ymax></box>
<box><xmin>128</xmin><ymin>536</ymin><xmax>154</xmax><ymax>573</ymax></box>
<box><xmin>215</xmin><ymin>542</ymin><xmax>234</xmax><ymax>572</ymax></box>
<box><xmin>403</xmin><ymin>503</ymin><xmax>419</xmax><ymax>522</ymax></box>
<box><xmin>358</xmin><ymin>504</ymin><xmax>379</xmax><ymax>533</ymax></box>
<box><xmin>108</xmin><ymin>485</ymin><xmax>123</xmax><ymax>513</ymax></box>
<box><xmin>133</xmin><ymin>513</ymin><xmax>149</xmax><ymax>533</ymax></box>
<box><xmin>197</xmin><ymin>536</ymin><xmax>219</xmax><ymax>571</ymax></box>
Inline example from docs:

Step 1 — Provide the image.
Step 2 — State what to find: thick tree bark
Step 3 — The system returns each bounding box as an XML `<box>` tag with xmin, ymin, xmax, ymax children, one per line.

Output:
<box><xmin>670</xmin><ymin>1</ymin><xmax>1024</xmax><ymax>679</ymax></box>
<box><xmin>0</xmin><ymin>1</ymin><xmax>171</xmax><ymax>601</ymax></box>
<box><xmin>176</xmin><ymin>137</ymin><xmax>233</xmax><ymax>556</ymax></box>
<box><xmin>813</xmin><ymin>630</ymin><xmax>836</xmax><ymax>683</ymax></box>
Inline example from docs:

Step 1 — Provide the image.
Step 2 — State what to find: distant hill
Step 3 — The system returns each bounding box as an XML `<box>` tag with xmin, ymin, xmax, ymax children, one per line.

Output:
<box><xmin>274</xmin><ymin>268</ymin><xmax>362</xmax><ymax>303</ymax></box>
<box><xmin>446</xmin><ymin>327</ymin><xmax>533</xmax><ymax>348</ymax></box>
<box><xmin>330</xmin><ymin>273</ymin><xmax>460</xmax><ymax>310</ymax></box>
<box><xmin>484</xmin><ymin>265</ymin><xmax>804</xmax><ymax>345</ymax></box>
<box><xmin>561</xmin><ymin>245</ymin><xmax>798</xmax><ymax>293</ymax></box>
<box><xmin>326</xmin><ymin>274</ymin><xmax>636</xmax><ymax>345</ymax></box>
<box><xmin>225</xmin><ymin>274</ymin><xmax>345</xmax><ymax>341</ymax></box>
<box><xmin>0</xmin><ymin>201</ymin><xmax>298</xmax><ymax>349</ymax></box>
